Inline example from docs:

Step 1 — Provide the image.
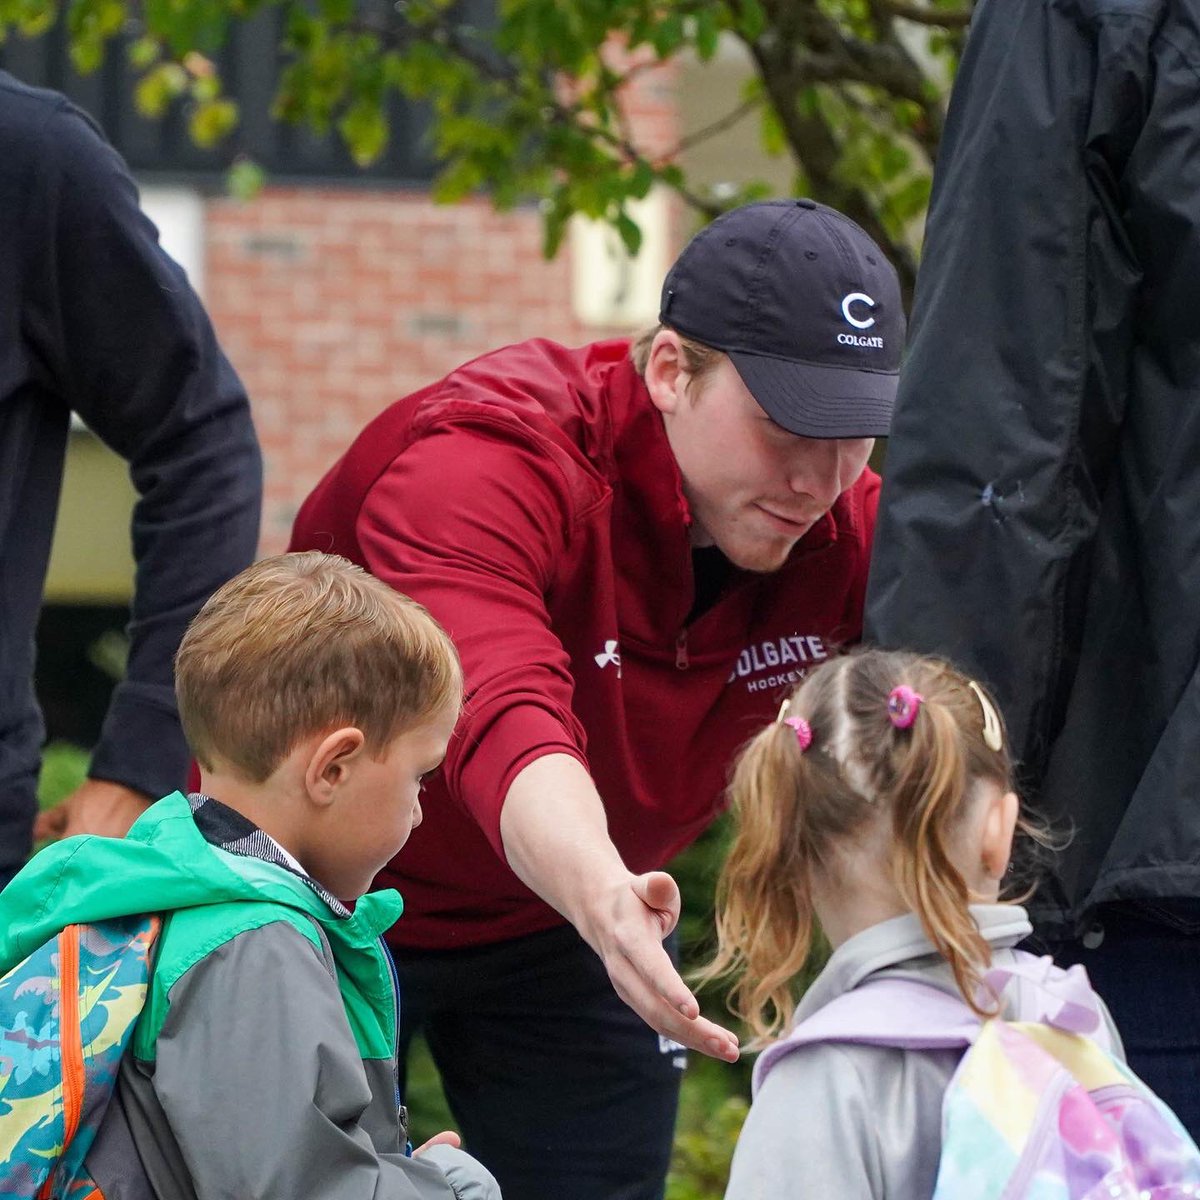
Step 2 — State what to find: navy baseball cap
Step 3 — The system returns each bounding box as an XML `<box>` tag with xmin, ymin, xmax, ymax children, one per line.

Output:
<box><xmin>659</xmin><ymin>199</ymin><xmax>904</xmax><ymax>438</ymax></box>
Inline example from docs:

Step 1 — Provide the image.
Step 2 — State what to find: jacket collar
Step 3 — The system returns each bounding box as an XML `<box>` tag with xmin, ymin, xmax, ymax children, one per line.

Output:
<box><xmin>189</xmin><ymin>791</ymin><xmax>351</xmax><ymax>917</ymax></box>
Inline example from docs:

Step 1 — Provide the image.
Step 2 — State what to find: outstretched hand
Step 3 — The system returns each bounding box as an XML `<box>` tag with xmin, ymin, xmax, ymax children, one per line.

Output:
<box><xmin>583</xmin><ymin>869</ymin><xmax>740</xmax><ymax>1062</ymax></box>
<box><xmin>33</xmin><ymin>779</ymin><xmax>153</xmax><ymax>843</ymax></box>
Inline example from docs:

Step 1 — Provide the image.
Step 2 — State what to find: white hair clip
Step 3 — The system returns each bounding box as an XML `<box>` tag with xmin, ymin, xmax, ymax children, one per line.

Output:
<box><xmin>968</xmin><ymin>681</ymin><xmax>1004</xmax><ymax>752</ymax></box>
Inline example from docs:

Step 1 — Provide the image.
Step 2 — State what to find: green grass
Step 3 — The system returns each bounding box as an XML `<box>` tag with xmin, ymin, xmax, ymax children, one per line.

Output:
<box><xmin>37</xmin><ymin>741</ymin><xmax>90</xmax><ymax>810</ymax></box>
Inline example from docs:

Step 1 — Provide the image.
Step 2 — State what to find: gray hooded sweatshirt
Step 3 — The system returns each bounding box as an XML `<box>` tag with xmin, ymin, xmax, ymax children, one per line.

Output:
<box><xmin>724</xmin><ymin>905</ymin><xmax>1123</xmax><ymax>1200</ymax></box>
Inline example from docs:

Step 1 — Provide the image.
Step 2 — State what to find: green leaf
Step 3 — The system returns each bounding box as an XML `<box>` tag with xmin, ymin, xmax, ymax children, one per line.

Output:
<box><xmin>188</xmin><ymin>96</ymin><xmax>238</xmax><ymax>146</ymax></box>
<box><xmin>733</xmin><ymin>0</ymin><xmax>765</xmax><ymax>40</ymax></box>
<box><xmin>14</xmin><ymin>0</ymin><xmax>55</xmax><ymax>38</ymax></box>
<box><xmin>134</xmin><ymin>61</ymin><xmax>188</xmax><ymax>118</ymax></box>
<box><xmin>629</xmin><ymin>159</ymin><xmax>655</xmax><ymax>200</ymax></box>
<box><xmin>339</xmin><ymin>98</ymin><xmax>389</xmax><ymax>166</ymax></box>
<box><xmin>127</xmin><ymin>33</ymin><xmax>160</xmax><ymax>69</ymax></box>
<box><xmin>659</xmin><ymin>163</ymin><xmax>686</xmax><ymax>189</ymax></box>
<box><xmin>190</xmin><ymin>71</ymin><xmax>221</xmax><ymax>103</ymax></box>
<box><xmin>879</xmin><ymin>140</ymin><xmax>911</xmax><ymax>181</ymax></box>
<box><xmin>318</xmin><ymin>0</ymin><xmax>352</xmax><ymax>21</ymax></box>
<box><xmin>615</xmin><ymin>210</ymin><xmax>642</xmax><ymax>255</ymax></box>
<box><xmin>227</xmin><ymin>157</ymin><xmax>266</xmax><ymax>200</ymax></box>
<box><xmin>759</xmin><ymin>102</ymin><xmax>787</xmax><ymax>157</ymax></box>
<box><xmin>889</xmin><ymin>172</ymin><xmax>932</xmax><ymax>223</ymax></box>
<box><xmin>650</xmin><ymin>11</ymin><xmax>685</xmax><ymax>56</ymax></box>
<box><xmin>541</xmin><ymin>193</ymin><xmax>572</xmax><ymax>258</ymax></box>
<box><xmin>693</xmin><ymin>7</ymin><xmax>719</xmax><ymax>60</ymax></box>
<box><xmin>143</xmin><ymin>0</ymin><xmax>230</xmax><ymax>56</ymax></box>
<box><xmin>66</xmin><ymin>0</ymin><xmax>127</xmax><ymax>74</ymax></box>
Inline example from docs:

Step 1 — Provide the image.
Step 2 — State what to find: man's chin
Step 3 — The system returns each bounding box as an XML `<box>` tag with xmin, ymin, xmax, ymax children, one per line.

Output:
<box><xmin>717</xmin><ymin>536</ymin><xmax>797</xmax><ymax>574</ymax></box>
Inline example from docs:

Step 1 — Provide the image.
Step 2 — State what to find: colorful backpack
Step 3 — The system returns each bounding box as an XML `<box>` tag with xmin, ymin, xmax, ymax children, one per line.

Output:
<box><xmin>754</xmin><ymin>953</ymin><xmax>1200</xmax><ymax>1200</ymax></box>
<box><xmin>0</xmin><ymin>914</ymin><xmax>160</xmax><ymax>1199</ymax></box>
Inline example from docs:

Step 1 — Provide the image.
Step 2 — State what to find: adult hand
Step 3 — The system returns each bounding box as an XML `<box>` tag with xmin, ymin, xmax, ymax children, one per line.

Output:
<box><xmin>580</xmin><ymin>869</ymin><xmax>740</xmax><ymax>1063</ymax></box>
<box><xmin>33</xmin><ymin>779</ymin><xmax>153</xmax><ymax>842</ymax></box>
<box><xmin>501</xmin><ymin>754</ymin><xmax>741</xmax><ymax>1063</ymax></box>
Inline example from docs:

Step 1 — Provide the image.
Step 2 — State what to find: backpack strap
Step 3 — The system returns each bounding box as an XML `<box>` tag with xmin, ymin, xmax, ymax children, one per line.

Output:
<box><xmin>753</xmin><ymin>979</ymin><xmax>978</xmax><ymax>1095</ymax></box>
<box><xmin>753</xmin><ymin>951</ymin><xmax>1114</xmax><ymax>1096</ymax></box>
<box><xmin>980</xmin><ymin>951</ymin><xmax>1112</xmax><ymax>1050</ymax></box>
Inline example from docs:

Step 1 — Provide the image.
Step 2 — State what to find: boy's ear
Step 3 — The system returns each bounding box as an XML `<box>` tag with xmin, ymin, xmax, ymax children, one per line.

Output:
<box><xmin>304</xmin><ymin>727</ymin><xmax>366</xmax><ymax>807</ymax></box>
<box><xmin>643</xmin><ymin>330</ymin><xmax>687</xmax><ymax>416</ymax></box>
<box><xmin>981</xmin><ymin>789</ymin><xmax>1020</xmax><ymax>881</ymax></box>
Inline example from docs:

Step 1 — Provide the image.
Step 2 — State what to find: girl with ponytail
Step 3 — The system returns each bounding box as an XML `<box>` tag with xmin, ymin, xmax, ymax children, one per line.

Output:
<box><xmin>705</xmin><ymin>648</ymin><xmax>1123</xmax><ymax>1200</ymax></box>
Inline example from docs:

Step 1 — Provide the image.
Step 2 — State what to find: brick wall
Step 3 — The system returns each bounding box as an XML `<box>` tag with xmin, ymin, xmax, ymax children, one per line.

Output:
<box><xmin>204</xmin><ymin>56</ymin><xmax>681</xmax><ymax>554</ymax></box>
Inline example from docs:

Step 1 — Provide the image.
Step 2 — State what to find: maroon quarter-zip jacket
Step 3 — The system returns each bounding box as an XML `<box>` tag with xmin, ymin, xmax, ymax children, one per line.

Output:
<box><xmin>291</xmin><ymin>338</ymin><xmax>878</xmax><ymax>949</ymax></box>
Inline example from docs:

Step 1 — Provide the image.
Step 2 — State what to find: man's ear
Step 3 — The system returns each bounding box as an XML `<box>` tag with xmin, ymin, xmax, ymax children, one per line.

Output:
<box><xmin>304</xmin><ymin>727</ymin><xmax>366</xmax><ymax>808</ymax></box>
<box><xmin>981</xmin><ymin>788</ymin><xmax>1020</xmax><ymax>881</ymax></box>
<box><xmin>643</xmin><ymin>329</ymin><xmax>687</xmax><ymax>416</ymax></box>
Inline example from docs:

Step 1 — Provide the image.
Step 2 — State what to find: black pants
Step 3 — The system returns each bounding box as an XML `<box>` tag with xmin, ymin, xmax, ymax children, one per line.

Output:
<box><xmin>1034</xmin><ymin>902</ymin><xmax>1200</xmax><ymax>1140</ymax></box>
<box><xmin>394</xmin><ymin>923</ymin><xmax>686</xmax><ymax>1200</ymax></box>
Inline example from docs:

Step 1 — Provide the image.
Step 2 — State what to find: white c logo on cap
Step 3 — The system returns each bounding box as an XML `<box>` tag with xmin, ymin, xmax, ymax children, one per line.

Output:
<box><xmin>841</xmin><ymin>292</ymin><xmax>876</xmax><ymax>330</ymax></box>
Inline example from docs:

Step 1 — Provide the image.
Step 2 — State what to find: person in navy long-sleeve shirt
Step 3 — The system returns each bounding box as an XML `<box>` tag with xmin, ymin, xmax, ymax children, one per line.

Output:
<box><xmin>0</xmin><ymin>70</ymin><xmax>261</xmax><ymax>888</ymax></box>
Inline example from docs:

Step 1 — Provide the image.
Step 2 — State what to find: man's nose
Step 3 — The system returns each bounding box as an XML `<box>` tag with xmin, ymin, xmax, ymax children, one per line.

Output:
<box><xmin>788</xmin><ymin>441</ymin><xmax>843</xmax><ymax>507</ymax></box>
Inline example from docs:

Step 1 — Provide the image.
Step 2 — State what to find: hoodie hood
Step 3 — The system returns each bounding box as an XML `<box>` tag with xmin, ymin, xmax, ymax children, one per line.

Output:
<box><xmin>0</xmin><ymin>791</ymin><xmax>402</xmax><ymax>974</ymax></box>
<box><xmin>795</xmin><ymin>904</ymin><xmax>1032</xmax><ymax>1023</ymax></box>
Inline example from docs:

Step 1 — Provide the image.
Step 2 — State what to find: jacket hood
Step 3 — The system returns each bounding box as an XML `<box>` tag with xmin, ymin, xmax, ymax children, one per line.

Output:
<box><xmin>0</xmin><ymin>791</ymin><xmax>402</xmax><ymax>973</ymax></box>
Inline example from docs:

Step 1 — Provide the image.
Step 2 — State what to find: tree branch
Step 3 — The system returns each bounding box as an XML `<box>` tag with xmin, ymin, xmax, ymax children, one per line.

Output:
<box><xmin>880</xmin><ymin>1</ymin><xmax>973</xmax><ymax>27</ymax></box>
<box><xmin>671</xmin><ymin>97</ymin><xmax>762</xmax><ymax>156</ymax></box>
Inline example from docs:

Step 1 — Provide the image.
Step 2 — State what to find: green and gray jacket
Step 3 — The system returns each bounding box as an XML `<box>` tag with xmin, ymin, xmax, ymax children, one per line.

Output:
<box><xmin>0</xmin><ymin>791</ymin><xmax>498</xmax><ymax>1200</ymax></box>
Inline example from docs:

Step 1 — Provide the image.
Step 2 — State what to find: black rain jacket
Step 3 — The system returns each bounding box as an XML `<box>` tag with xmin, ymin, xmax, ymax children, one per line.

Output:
<box><xmin>0</xmin><ymin>72</ymin><xmax>261</xmax><ymax>884</ymax></box>
<box><xmin>865</xmin><ymin>0</ymin><xmax>1200</xmax><ymax>934</ymax></box>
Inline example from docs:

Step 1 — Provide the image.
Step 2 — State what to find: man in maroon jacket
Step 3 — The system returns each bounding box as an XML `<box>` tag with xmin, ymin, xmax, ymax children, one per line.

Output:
<box><xmin>290</xmin><ymin>200</ymin><xmax>904</xmax><ymax>1200</ymax></box>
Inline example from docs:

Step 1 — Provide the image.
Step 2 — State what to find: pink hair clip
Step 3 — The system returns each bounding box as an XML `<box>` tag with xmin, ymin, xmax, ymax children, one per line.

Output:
<box><xmin>783</xmin><ymin>716</ymin><xmax>813</xmax><ymax>752</ymax></box>
<box><xmin>887</xmin><ymin>685</ymin><xmax>924</xmax><ymax>730</ymax></box>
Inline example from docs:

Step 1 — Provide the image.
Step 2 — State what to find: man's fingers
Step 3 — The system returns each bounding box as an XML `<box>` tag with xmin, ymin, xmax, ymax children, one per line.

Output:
<box><xmin>606</xmin><ymin>938</ymin><xmax>740</xmax><ymax>1059</ymax></box>
<box><xmin>650</xmin><ymin>1004</ymin><xmax>740</xmax><ymax>1061</ymax></box>
<box><xmin>612</xmin><ymin>962</ymin><xmax>740</xmax><ymax>1060</ymax></box>
<box><xmin>32</xmin><ymin>804</ymin><xmax>68</xmax><ymax>842</ymax></box>
<box><xmin>618</xmin><ymin>925</ymin><xmax>698</xmax><ymax>1018</ymax></box>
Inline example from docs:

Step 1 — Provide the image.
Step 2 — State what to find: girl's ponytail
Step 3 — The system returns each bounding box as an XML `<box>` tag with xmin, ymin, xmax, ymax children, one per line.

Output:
<box><xmin>699</xmin><ymin>716</ymin><xmax>817</xmax><ymax>1043</ymax></box>
<box><xmin>888</xmin><ymin>688</ymin><xmax>993</xmax><ymax>1014</ymax></box>
<box><xmin>700</xmin><ymin>661</ymin><xmax>875</xmax><ymax>1043</ymax></box>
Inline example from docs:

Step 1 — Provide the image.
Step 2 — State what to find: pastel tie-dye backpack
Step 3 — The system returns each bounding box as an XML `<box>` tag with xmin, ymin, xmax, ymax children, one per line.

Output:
<box><xmin>0</xmin><ymin>915</ymin><xmax>160</xmax><ymax>1199</ymax></box>
<box><xmin>754</xmin><ymin>952</ymin><xmax>1200</xmax><ymax>1199</ymax></box>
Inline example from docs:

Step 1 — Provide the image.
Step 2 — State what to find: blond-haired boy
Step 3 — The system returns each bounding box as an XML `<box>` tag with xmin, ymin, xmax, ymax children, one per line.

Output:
<box><xmin>0</xmin><ymin>552</ymin><xmax>499</xmax><ymax>1199</ymax></box>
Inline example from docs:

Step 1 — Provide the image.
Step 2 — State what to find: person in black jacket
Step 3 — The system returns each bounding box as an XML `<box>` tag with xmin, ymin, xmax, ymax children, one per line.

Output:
<box><xmin>866</xmin><ymin>0</ymin><xmax>1200</xmax><ymax>1131</ymax></box>
<box><xmin>0</xmin><ymin>70</ymin><xmax>262</xmax><ymax>888</ymax></box>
